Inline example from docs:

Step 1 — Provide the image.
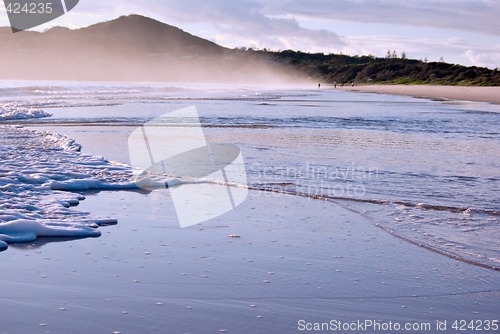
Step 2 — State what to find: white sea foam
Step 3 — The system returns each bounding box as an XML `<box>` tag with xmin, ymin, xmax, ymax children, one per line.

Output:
<box><xmin>0</xmin><ymin>126</ymin><xmax>137</xmax><ymax>251</ymax></box>
<box><xmin>0</xmin><ymin>102</ymin><xmax>52</xmax><ymax>121</ymax></box>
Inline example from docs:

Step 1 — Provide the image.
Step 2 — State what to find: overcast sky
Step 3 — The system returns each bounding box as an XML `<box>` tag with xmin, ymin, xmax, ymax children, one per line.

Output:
<box><xmin>1</xmin><ymin>0</ymin><xmax>499</xmax><ymax>68</ymax></box>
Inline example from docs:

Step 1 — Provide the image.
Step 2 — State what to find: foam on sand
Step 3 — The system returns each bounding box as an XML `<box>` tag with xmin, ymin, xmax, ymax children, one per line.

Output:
<box><xmin>0</xmin><ymin>219</ymin><xmax>102</xmax><ymax>243</ymax></box>
<box><xmin>0</xmin><ymin>126</ymin><xmax>137</xmax><ymax>251</ymax></box>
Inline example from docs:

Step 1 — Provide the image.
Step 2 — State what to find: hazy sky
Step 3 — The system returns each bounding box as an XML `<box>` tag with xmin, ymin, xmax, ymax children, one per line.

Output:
<box><xmin>1</xmin><ymin>0</ymin><xmax>499</xmax><ymax>68</ymax></box>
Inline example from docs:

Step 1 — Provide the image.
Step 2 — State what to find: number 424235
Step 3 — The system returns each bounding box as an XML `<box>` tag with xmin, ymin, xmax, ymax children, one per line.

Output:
<box><xmin>452</xmin><ymin>319</ymin><xmax>498</xmax><ymax>331</ymax></box>
<box><xmin>5</xmin><ymin>2</ymin><xmax>53</xmax><ymax>14</ymax></box>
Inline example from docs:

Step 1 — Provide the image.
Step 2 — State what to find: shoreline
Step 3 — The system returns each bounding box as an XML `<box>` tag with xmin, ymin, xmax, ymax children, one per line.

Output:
<box><xmin>341</xmin><ymin>84</ymin><xmax>500</xmax><ymax>104</ymax></box>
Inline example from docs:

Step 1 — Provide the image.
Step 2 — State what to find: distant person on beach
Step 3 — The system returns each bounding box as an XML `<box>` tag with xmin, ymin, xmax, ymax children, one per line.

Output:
<box><xmin>351</xmin><ymin>82</ymin><xmax>355</xmax><ymax>87</ymax></box>
<box><xmin>334</xmin><ymin>81</ymin><xmax>337</xmax><ymax>88</ymax></box>
<box><xmin>318</xmin><ymin>83</ymin><xmax>321</xmax><ymax>89</ymax></box>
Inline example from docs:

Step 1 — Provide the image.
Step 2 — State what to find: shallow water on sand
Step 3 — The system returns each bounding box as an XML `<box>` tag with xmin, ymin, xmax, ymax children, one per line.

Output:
<box><xmin>1</xmin><ymin>80</ymin><xmax>499</xmax><ymax>270</ymax></box>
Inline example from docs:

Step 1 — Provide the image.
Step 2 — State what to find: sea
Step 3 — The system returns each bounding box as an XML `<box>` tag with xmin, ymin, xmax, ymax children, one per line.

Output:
<box><xmin>0</xmin><ymin>80</ymin><xmax>498</xmax><ymax>270</ymax></box>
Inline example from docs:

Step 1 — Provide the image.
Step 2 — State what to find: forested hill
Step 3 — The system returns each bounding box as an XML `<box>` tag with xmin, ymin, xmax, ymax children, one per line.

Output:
<box><xmin>248</xmin><ymin>49</ymin><xmax>500</xmax><ymax>86</ymax></box>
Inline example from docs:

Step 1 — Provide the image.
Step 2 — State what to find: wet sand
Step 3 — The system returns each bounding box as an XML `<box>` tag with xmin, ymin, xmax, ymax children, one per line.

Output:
<box><xmin>346</xmin><ymin>85</ymin><xmax>500</xmax><ymax>104</ymax></box>
<box><xmin>1</xmin><ymin>188</ymin><xmax>499</xmax><ymax>333</ymax></box>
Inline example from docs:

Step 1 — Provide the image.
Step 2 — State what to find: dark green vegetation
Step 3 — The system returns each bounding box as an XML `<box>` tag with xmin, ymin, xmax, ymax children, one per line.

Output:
<box><xmin>249</xmin><ymin>50</ymin><xmax>500</xmax><ymax>86</ymax></box>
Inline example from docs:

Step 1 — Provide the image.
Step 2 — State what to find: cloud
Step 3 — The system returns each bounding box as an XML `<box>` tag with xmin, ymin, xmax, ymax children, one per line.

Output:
<box><xmin>465</xmin><ymin>49</ymin><xmax>500</xmax><ymax>69</ymax></box>
<box><xmin>155</xmin><ymin>0</ymin><xmax>346</xmax><ymax>50</ymax></box>
<box><xmin>214</xmin><ymin>16</ymin><xmax>345</xmax><ymax>50</ymax></box>
<box><xmin>261</xmin><ymin>0</ymin><xmax>500</xmax><ymax>36</ymax></box>
<box><xmin>164</xmin><ymin>0</ymin><xmax>345</xmax><ymax>49</ymax></box>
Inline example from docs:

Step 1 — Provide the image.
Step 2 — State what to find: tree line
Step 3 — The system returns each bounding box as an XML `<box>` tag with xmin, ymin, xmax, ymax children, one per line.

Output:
<box><xmin>244</xmin><ymin>49</ymin><xmax>500</xmax><ymax>86</ymax></box>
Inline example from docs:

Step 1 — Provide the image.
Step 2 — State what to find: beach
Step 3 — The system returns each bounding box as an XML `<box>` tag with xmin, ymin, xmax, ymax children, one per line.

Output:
<box><xmin>2</xmin><ymin>189</ymin><xmax>499</xmax><ymax>333</ymax></box>
<box><xmin>346</xmin><ymin>84</ymin><xmax>500</xmax><ymax>104</ymax></box>
<box><xmin>1</xmin><ymin>81</ymin><xmax>499</xmax><ymax>333</ymax></box>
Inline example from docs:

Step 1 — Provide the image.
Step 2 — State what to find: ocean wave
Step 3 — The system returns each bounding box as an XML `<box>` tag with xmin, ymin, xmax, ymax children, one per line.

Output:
<box><xmin>0</xmin><ymin>102</ymin><xmax>52</xmax><ymax>121</ymax></box>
